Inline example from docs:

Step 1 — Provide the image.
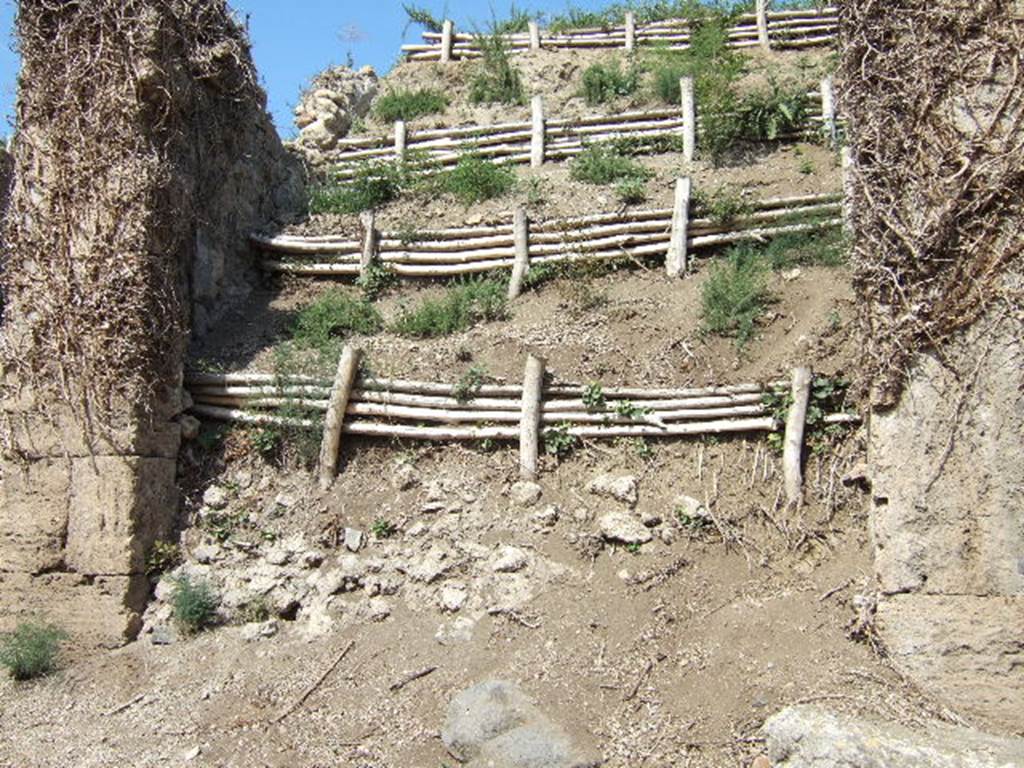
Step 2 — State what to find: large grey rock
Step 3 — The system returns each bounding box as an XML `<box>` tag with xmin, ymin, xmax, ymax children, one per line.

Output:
<box><xmin>587</xmin><ymin>474</ymin><xmax>639</xmax><ymax>507</ymax></box>
<box><xmin>598</xmin><ymin>512</ymin><xmax>652</xmax><ymax>545</ymax></box>
<box><xmin>293</xmin><ymin>65</ymin><xmax>379</xmax><ymax>152</ymax></box>
<box><xmin>442</xmin><ymin>680</ymin><xmax>599</xmax><ymax>768</ymax></box>
<box><xmin>764</xmin><ymin>705</ymin><xmax>1024</xmax><ymax>768</ymax></box>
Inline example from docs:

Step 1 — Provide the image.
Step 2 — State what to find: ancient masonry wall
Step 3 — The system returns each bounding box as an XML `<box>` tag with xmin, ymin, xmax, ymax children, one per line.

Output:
<box><xmin>0</xmin><ymin>0</ymin><xmax>303</xmax><ymax>647</ymax></box>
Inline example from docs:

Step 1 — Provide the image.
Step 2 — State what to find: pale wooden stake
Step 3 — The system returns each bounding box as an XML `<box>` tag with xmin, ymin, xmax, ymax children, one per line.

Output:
<box><xmin>820</xmin><ymin>76</ymin><xmax>836</xmax><ymax>146</ymax></box>
<box><xmin>782</xmin><ymin>366</ymin><xmax>812</xmax><ymax>507</ymax></box>
<box><xmin>756</xmin><ymin>0</ymin><xmax>771</xmax><ymax>50</ymax></box>
<box><xmin>841</xmin><ymin>146</ymin><xmax>854</xmax><ymax>233</ymax></box>
<box><xmin>508</xmin><ymin>208</ymin><xmax>530</xmax><ymax>300</ymax></box>
<box><xmin>528</xmin><ymin>20</ymin><xmax>541</xmax><ymax>50</ymax></box>
<box><xmin>530</xmin><ymin>95</ymin><xmax>546</xmax><ymax>168</ymax></box>
<box><xmin>520</xmin><ymin>354</ymin><xmax>546</xmax><ymax>481</ymax></box>
<box><xmin>359</xmin><ymin>210</ymin><xmax>377</xmax><ymax>274</ymax></box>
<box><xmin>666</xmin><ymin>177</ymin><xmax>692</xmax><ymax>277</ymax></box>
<box><xmin>318</xmin><ymin>346</ymin><xmax>363</xmax><ymax>489</ymax></box>
<box><xmin>679</xmin><ymin>76</ymin><xmax>696</xmax><ymax>162</ymax></box>
<box><xmin>394</xmin><ymin>120</ymin><xmax>407</xmax><ymax>160</ymax></box>
<box><xmin>440</xmin><ymin>20</ymin><xmax>454</xmax><ymax>63</ymax></box>
<box><xmin>624</xmin><ymin>12</ymin><xmax>636</xmax><ymax>51</ymax></box>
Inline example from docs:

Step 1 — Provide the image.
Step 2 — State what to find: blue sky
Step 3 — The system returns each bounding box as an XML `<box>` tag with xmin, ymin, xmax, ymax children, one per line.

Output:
<box><xmin>0</xmin><ymin>0</ymin><xmax>618</xmax><ymax>140</ymax></box>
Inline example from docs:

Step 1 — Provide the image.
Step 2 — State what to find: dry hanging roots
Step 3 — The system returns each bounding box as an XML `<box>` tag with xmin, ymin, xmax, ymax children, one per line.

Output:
<box><xmin>839</xmin><ymin>0</ymin><xmax>1024</xmax><ymax>407</ymax></box>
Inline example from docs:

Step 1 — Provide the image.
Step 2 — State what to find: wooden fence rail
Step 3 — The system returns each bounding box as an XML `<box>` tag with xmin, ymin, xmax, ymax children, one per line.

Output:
<box><xmin>254</xmin><ymin>189</ymin><xmax>842</xmax><ymax>284</ymax></box>
<box><xmin>184</xmin><ymin>361</ymin><xmax>858</xmax><ymax>484</ymax></box>
<box><xmin>401</xmin><ymin>4</ymin><xmax>838</xmax><ymax>61</ymax></box>
<box><xmin>321</xmin><ymin>78</ymin><xmax>836</xmax><ymax>177</ymax></box>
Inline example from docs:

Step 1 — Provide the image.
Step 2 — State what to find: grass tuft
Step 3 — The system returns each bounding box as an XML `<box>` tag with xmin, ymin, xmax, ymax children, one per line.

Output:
<box><xmin>374</xmin><ymin>88</ymin><xmax>449</xmax><ymax>123</ymax></box>
<box><xmin>292</xmin><ymin>290</ymin><xmax>383</xmax><ymax>355</ymax></box>
<box><xmin>0</xmin><ymin>621</ymin><xmax>66</xmax><ymax>681</ymax></box>
<box><xmin>309</xmin><ymin>160</ymin><xmax>411</xmax><ymax>215</ymax></box>
<box><xmin>171</xmin><ymin>576</ymin><xmax>220</xmax><ymax>635</ymax></box>
<box><xmin>570</xmin><ymin>144</ymin><xmax>653</xmax><ymax>185</ymax></box>
<box><xmin>469</xmin><ymin>31</ymin><xmax>526</xmax><ymax>105</ymax></box>
<box><xmin>439</xmin><ymin>154</ymin><xmax>516</xmax><ymax>205</ymax></box>
<box><xmin>393</xmin><ymin>279</ymin><xmax>508</xmax><ymax>338</ymax></box>
<box><xmin>700</xmin><ymin>245</ymin><xmax>773</xmax><ymax>346</ymax></box>
<box><xmin>581</xmin><ymin>59</ymin><xmax>640</xmax><ymax>105</ymax></box>
<box><xmin>402</xmin><ymin>3</ymin><xmax>444</xmax><ymax>33</ymax></box>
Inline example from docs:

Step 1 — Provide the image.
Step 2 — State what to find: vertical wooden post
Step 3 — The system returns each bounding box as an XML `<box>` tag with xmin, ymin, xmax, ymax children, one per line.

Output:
<box><xmin>666</xmin><ymin>177</ymin><xmax>692</xmax><ymax>277</ymax></box>
<box><xmin>528</xmin><ymin>20</ymin><xmax>541</xmax><ymax>50</ymax></box>
<box><xmin>508</xmin><ymin>208</ymin><xmax>530</xmax><ymax>300</ymax></box>
<box><xmin>440</xmin><ymin>19</ymin><xmax>454</xmax><ymax>63</ymax></box>
<box><xmin>679</xmin><ymin>76</ymin><xmax>696</xmax><ymax>162</ymax></box>
<box><xmin>820</xmin><ymin>75</ymin><xmax>836</xmax><ymax>146</ymax></box>
<box><xmin>394</xmin><ymin>120</ymin><xmax>407</xmax><ymax>161</ymax></box>
<box><xmin>359</xmin><ymin>210</ymin><xmax>377</xmax><ymax>275</ymax></box>
<box><xmin>318</xmin><ymin>346</ymin><xmax>363</xmax><ymax>490</ymax></box>
<box><xmin>520</xmin><ymin>354</ymin><xmax>546</xmax><ymax>481</ymax></box>
<box><xmin>782</xmin><ymin>366</ymin><xmax>812</xmax><ymax>507</ymax></box>
<box><xmin>530</xmin><ymin>95</ymin><xmax>546</xmax><ymax>168</ymax></box>
<box><xmin>841</xmin><ymin>145</ymin><xmax>854</xmax><ymax>234</ymax></box>
<box><xmin>624</xmin><ymin>12</ymin><xmax>636</xmax><ymax>51</ymax></box>
<box><xmin>756</xmin><ymin>0</ymin><xmax>771</xmax><ymax>51</ymax></box>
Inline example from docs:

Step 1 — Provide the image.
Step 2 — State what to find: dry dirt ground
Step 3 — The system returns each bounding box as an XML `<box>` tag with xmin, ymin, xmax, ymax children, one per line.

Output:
<box><xmin>0</xmin><ymin>33</ymin><xmax>963</xmax><ymax>768</ymax></box>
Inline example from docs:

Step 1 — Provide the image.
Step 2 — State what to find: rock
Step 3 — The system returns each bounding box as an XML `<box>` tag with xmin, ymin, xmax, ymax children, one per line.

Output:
<box><xmin>532</xmin><ymin>505</ymin><xmax>560</xmax><ymax>528</ymax></box>
<box><xmin>362</xmin><ymin>597</ymin><xmax>391</xmax><ymax>622</ymax></box>
<box><xmin>673</xmin><ymin>494</ymin><xmax>707</xmax><ymax>521</ymax></box>
<box><xmin>782</xmin><ymin>267</ymin><xmax>802</xmax><ymax>281</ymax></box>
<box><xmin>151</xmin><ymin>626</ymin><xmax>176</xmax><ymax>645</ymax></box>
<box><xmin>264</xmin><ymin>546</ymin><xmax>291</xmax><ymax>566</ymax></box>
<box><xmin>640</xmin><ymin>509</ymin><xmax>663</xmax><ymax>528</ymax></box>
<box><xmin>750</xmin><ymin>757</ymin><xmax>771</xmax><ymax>768</ymax></box>
<box><xmin>344</xmin><ymin>528</ymin><xmax>364</xmax><ymax>552</ymax></box>
<box><xmin>571</xmin><ymin>508</ymin><xmax>592</xmax><ymax>524</ymax></box>
<box><xmin>183</xmin><ymin>746</ymin><xmax>201</xmax><ymax>761</ymax></box>
<box><xmin>402</xmin><ymin>549</ymin><xmax>452</xmax><ymax>584</ymax></box>
<box><xmin>392</xmin><ymin>462</ymin><xmax>420</xmax><ymax>491</ymax></box>
<box><xmin>764</xmin><ymin>705</ymin><xmax>1024</xmax><ymax>768</ymax></box>
<box><xmin>510</xmin><ymin>481</ymin><xmax>543</xmax><ymax>507</ymax></box>
<box><xmin>274</xmin><ymin>493</ymin><xmax>296</xmax><ymax>509</ymax></box>
<box><xmin>587</xmin><ymin>474</ymin><xmax>639</xmax><ymax>507</ymax></box>
<box><xmin>440</xmin><ymin>584</ymin><xmax>468</xmax><ymax>612</ymax></box>
<box><xmin>436</xmin><ymin>616</ymin><xmax>476</xmax><ymax>645</ymax></box>
<box><xmin>240</xmin><ymin>620</ymin><xmax>279</xmax><ymax>642</ymax></box>
<box><xmin>442</xmin><ymin>680</ymin><xmax>599</xmax><ymax>768</ymax></box>
<box><xmin>599</xmin><ymin>512</ymin><xmax>652</xmax><ymax>545</ymax></box>
<box><xmin>299</xmin><ymin>550</ymin><xmax>324</xmax><ymax>569</ymax></box>
<box><xmin>179</xmin><ymin>414</ymin><xmax>201</xmax><ymax>441</ymax></box>
<box><xmin>421</xmin><ymin>501</ymin><xmax>447</xmax><ymax>514</ymax></box>
<box><xmin>294</xmin><ymin>66</ymin><xmax>378</xmax><ymax>151</ymax></box>
<box><xmin>660</xmin><ymin>527</ymin><xmax>677</xmax><ymax>545</ymax></box>
<box><xmin>491</xmin><ymin>546</ymin><xmax>529</xmax><ymax>574</ymax></box>
<box><xmin>192</xmin><ymin>544</ymin><xmax>221</xmax><ymax>565</ymax></box>
<box><xmin>202</xmin><ymin>485</ymin><xmax>229</xmax><ymax>511</ymax></box>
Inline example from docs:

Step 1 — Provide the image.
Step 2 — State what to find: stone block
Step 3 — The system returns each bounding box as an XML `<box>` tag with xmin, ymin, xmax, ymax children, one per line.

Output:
<box><xmin>65</xmin><ymin>456</ymin><xmax>178</xmax><ymax>575</ymax></box>
<box><xmin>0</xmin><ymin>458</ymin><xmax>70</xmax><ymax>573</ymax></box>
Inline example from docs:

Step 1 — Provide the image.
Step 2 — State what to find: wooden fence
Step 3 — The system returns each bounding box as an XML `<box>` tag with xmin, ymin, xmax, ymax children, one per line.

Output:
<box><xmin>322</xmin><ymin>77</ymin><xmax>838</xmax><ymax>176</ymax></box>
<box><xmin>401</xmin><ymin>3</ymin><xmax>838</xmax><ymax>62</ymax></box>
<box><xmin>254</xmin><ymin>189</ymin><xmax>843</xmax><ymax>289</ymax></box>
<box><xmin>185</xmin><ymin>356</ymin><xmax>857</xmax><ymax>498</ymax></box>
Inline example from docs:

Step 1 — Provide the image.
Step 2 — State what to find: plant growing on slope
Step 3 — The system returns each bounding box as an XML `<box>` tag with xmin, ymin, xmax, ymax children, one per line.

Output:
<box><xmin>309</xmin><ymin>160</ymin><xmax>412</xmax><ymax>215</ymax></box>
<box><xmin>439</xmin><ymin>154</ymin><xmax>516</xmax><ymax>205</ymax></box>
<box><xmin>454</xmin><ymin>364</ymin><xmax>488</xmax><ymax>403</ymax></box>
<box><xmin>392</xmin><ymin>278</ymin><xmax>508</xmax><ymax>338</ymax></box>
<box><xmin>570</xmin><ymin>143</ymin><xmax>653</xmax><ymax>185</ymax></box>
<box><xmin>170</xmin><ymin>576</ymin><xmax>219</xmax><ymax>635</ymax></box>
<box><xmin>374</xmin><ymin>87</ymin><xmax>449</xmax><ymax>122</ymax></box>
<box><xmin>469</xmin><ymin>30</ymin><xmax>526</xmax><ymax>105</ymax></box>
<box><xmin>0</xmin><ymin>621</ymin><xmax>67</xmax><ymax>681</ymax></box>
<box><xmin>402</xmin><ymin>3</ymin><xmax>444</xmax><ymax>33</ymax></box>
<box><xmin>700</xmin><ymin>244</ymin><xmax>773</xmax><ymax>346</ymax></box>
<box><xmin>292</xmin><ymin>289</ymin><xmax>383</xmax><ymax>355</ymax></box>
<box><xmin>581</xmin><ymin>59</ymin><xmax>640</xmax><ymax>105</ymax></box>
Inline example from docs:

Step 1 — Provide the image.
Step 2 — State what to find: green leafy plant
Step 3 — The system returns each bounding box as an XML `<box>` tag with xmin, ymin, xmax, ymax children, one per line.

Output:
<box><xmin>469</xmin><ymin>30</ymin><xmax>526</xmax><ymax>105</ymax></box>
<box><xmin>763</xmin><ymin>375</ymin><xmax>852</xmax><ymax>453</ymax></box>
<box><xmin>583</xmin><ymin>382</ymin><xmax>606</xmax><ymax>410</ymax></box>
<box><xmin>170</xmin><ymin>576</ymin><xmax>219</xmax><ymax>635</ymax></box>
<box><xmin>439</xmin><ymin>154</ymin><xmax>516</xmax><ymax>205</ymax></box>
<box><xmin>402</xmin><ymin>3</ymin><xmax>444</xmax><ymax>33</ymax></box>
<box><xmin>692</xmin><ymin>186</ymin><xmax>752</xmax><ymax>225</ymax></box>
<box><xmin>356</xmin><ymin>261</ymin><xmax>398</xmax><ymax>301</ymax></box>
<box><xmin>0</xmin><ymin>621</ymin><xmax>66</xmax><ymax>681</ymax></box>
<box><xmin>614</xmin><ymin>400</ymin><xmax>651</xmax><ymax>420</ymax></box>
<box><xmin>615</xmin><ymin>177</ymin><xmax>648</xmax><ymax>204</ymax></box>
<box><xmin>292</xmin><ymin>290</ymin><xmax>383</xmax><ymax>355</ymax></box>
<box><xmin>236</xmin><ymin>596</ymin><xmax>272</xmax><ymax>624</ymax></box>
<box><xmin>521</xmin><ymin>176</ymin><xmax>547</xmax><ymax>206</ymax></box>
<box><xmin>570</xmin><ymin>143</ymin><xmax>653</xmax><ymax>185</ymax></box>
<box><xmin>145</xmin><ymin>540</ymin><xmax>182</xmax><ymax>576</ymax></box>
<box><xmin>454</xmin><ymin>364</ymin><xmax>487</xmax><ymax>403</ymax></box>
<box><xmin>798</xmin><ymin>157</ymin><xmax>815</xmax><ymax>175</ymax></box>
<box><xmin>759</xmin><ymin>228</ymin><xmax>847</xmax><ymax>270</ymax></box>
<box><xmin>371</xmin><ymin>518</ymin><xmax>398</xmax><ymax>539</ymax></box>
<box><xmin>392</xmin><ymin>278</ymin><xmax>507</xmax><ymax>338</ymax></box>
<box><xmin>308</xmin><ymin>159</ymin><xmax>414</xmax><ymax>215</ymax></box>
<box><xmin>677</xmin><ymin>507</ymin><xmax>712</xmax><ymax>531</ymax></box>
<box><xmin>374</xmin><ymin>87</ymin><xmax>448</xmax><ymax>122</ymax></box>
<box><xmin>543</xmin><ymin>423</ymin><xmax>579</xmax><ymax>459</ymax></box>
<box><xmin>736</xmin><ymin>79</ymin><xmax>809</xmax><ymax>141</ymax></box>
<box><xmin>581</xmin><ymin>59</ymin><xmax>640</xmax><ymax>105</ymax></box>
<box><xmin>490</xmin><ymin>3</ymin><xmax>534</xmax><ymax>34</ymax></box>
<box><xmin>700</xmin><ymin>245</ymin><xmax>773</xmax><ymax>346</ymax></box>
<box><xmin>626</xmin><ymin>542</ymin><xmax>643</xmax><ymax>554</ymax></box>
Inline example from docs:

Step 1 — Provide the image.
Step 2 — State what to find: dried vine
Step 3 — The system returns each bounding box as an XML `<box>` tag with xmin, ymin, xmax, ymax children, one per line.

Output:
<box><xmin>839</xmin><ymin>0</ymin><xmax>1024</xmax><ymax>406</ymax></box>
<box><xmin>0</xmin><ymin>0</ymin><xmax>263</xmax><ymax>450</ymax></box>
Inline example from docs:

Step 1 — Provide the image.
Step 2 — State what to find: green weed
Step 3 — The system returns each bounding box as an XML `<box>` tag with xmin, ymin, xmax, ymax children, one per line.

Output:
<box><xmin>583</xmin><ymin>382</ymin><xmax>606</xmax><ymax>410</ymax></box>
<box><xmin>439</xmin><ymin>154</ymin><xmax>516</xmax><ymax>205</ymax></box>
<box><xmin>469</xmin><ymin>31</ymin><xmax>526</xmax><ymax>105</ymax></box>
<box><xmin>145</xmin><ymin>540</ymin><xmax>182</xmax><ymax>576</ymax></box>
<box><xmin>570</xmin><ymin>144</ymin><xmax>653</xmax><ymax>185</ymax></box>
<box><xmin>700</xmin><ymin>245</ymin><xmax>773</xmax><ymax>346</ymax></box>
<box><xmin>543</xmin><ymin>423</ymin><xmax>579</xmax><ymax>459</ymax></box>
<box><xmin>309</xmin><ymin>160</ymin><xmax>412</xmax><ymax>215</ymax></box>
<box><xmin>692</xmin><ymin>186</ymin><xmax>751</xmax><ymax>224</ymax></box>
<box><xmin>170</xmin><ymin>576</ymin><xmax>219</xmax><ymax>635</ymax></box>
<box><xmin>356</xmin><ymin>261</ymin><xmax>398</xmax><ymax>301</ymax></box>
<box><xmin>292</xmin><ymin>290</ymin><xmax>383</xmax><ymax>355</ymax></box>
<box><xmin>392</xmin><ymin>278</ymin><xmax>508</xmax><ymax>338</ymax></box>
<box><xmin>454</xmin><ymin>364</ymin><xmax>488</xmax><ymax>403</ymax></box>
<box><xmin>581</xmin><ymin>59</ymin><xmax>640</xmax><ymax>105</ymax></box>
<box><xmin>371</xmin><ymin>518</ymin><xmax>398</xmax><ymax>539</ymax></box>
<box><xmin>402</xmin><ymin>3</ymin><xmax>444</xmax><ymax>33</ymax></box>
<box><xmin>615</xmin><ymin>177</ymin><xmax>649</xmax><ymax>204</ymax></box>
<box><xmin>0</xmin><ymin>622</ymin><xmax>66</xmax><ymax>681</ymax></box>
<box><xmin>374</xmin><ymin>88</ymin><xmax>449</xmax><ymax>122</ymax></box>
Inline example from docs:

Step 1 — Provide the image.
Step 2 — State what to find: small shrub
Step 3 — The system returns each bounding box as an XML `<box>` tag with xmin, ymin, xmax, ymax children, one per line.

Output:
<box><xmin>309</xmin><ymin>160</ymin><xmax>411</xmax><ymax>215</ymax></box>
<box><xmin>581</xmin><ymin>60</ymin><xmax>640</xmax><ymax>105</ymax></box>
<box><xmin>0</xmin><ymin>622</ymin><xmax>66</xmax><ymax>681</ymax></box>
<box><xmin>469</xmin><ymin>32</ymin><xmax>526</xmax><ymax>105</ymax></box>
<box><xmin>798</xmin><ymin>157</ymin><xmax>815</xmax><ymax>175</ymax></box>
<box><xmin>614</xmin><ymin>400</ymin><xmax>651</xmax><ymax>420</ymax></box>
<box><xmin>760</xmin><ymin>228</ymin><xmax>847</xmax><ymax>270</ymax></box>
<box><xmin>374</xmin><ymin>88</ymin><xmax>449</xmax><ymax>122</ymax></box>
<box><xmin>146</xmin><ymin>540</ymin><xmax>182</xmax><ymax>576</ymax></box>
<box><xmin>521</xmin><ymin>260</ymin><xmax>565</xmax><ymax>291</ymax></box>
<box><xmin>292</xmin><ymin>290</ymin><xmax>383</xmax><ymax>355</ymax></box>
<box><xmin>236</xmin><ymin>597</ymin><xmax>272</xmax><ymax>624</ymax></box>
<box><xmin>547</xmin><ymin>6</ymin><xmax>618</xmax><ymax>33</ymax></box>
<box><xmin>356</xmin><ymin>261</ymin><xmax>397</xmax><ymax>301</ymax></box>
<box><xmin>570</xmin><ymin>144</ymin><xmax>653</xmax><ymax>185</ymax></box>
<box><xmin>371</xmin><ymin>518</ymin><xmax>397</xmax><ymax>539</ymax></box>
<box><xmin>393</xmin><ymin>278</ymin><xmax>508</xmax><ymax>338</ymax></box>
<box><xmin>170</xmin><ymin>576</ymin><xmax>219</xmax><ymax>635</ymax></box>
<box><xmin>440</xmin><ymin>155</ymin><xmax>516</xmax><ymax>205</ymax></box>
<box><xmin>402</xmin><ymin>3</ymin><xmax>443</xmax><ymax>33</ymax></box>
<box><xmin>736</xmin><ymin>80</ymin><xmax>809</xmax><ymax>141</ymax></box>
<box><xmin>454</xmin><ymin>364</ymin><xmax>487</xmax><ymax>403</ymax></box>
<box><xmin>521</xmin><ymin>175</ymin><xmax>547</xmax><ymax>206</ymax></box>
<box><xmin>583</xmin><ymin>382</ymin><xmax>606</xmax><ymax>410</ymax></box>
<box><xmin>491</xmin><ymin>3</ymin><xmax>534</xmax><ymax>34</ymax></box>
<box><xmin>543</xmin><ymin>423</ymin><xmax>579</xmax><ymax>458</ymax></box>
<box><xmin>700</xmin><ymin>245</ymin><xmax>773</xmax><ymax>346</ymax></box>
<box><xmin>692</xmin><ymin>186</ymin><xmax>752</xmax><ymax>225</ymax></box>
<box><xmin>615</xmin><ymin>177</ymin><xmax>648</xmax><ymax>204</ymax></box>
<box><xmin>250</xmin><ymin>425</ymin><xmax>281</xmax><ymax>457</ymax></box>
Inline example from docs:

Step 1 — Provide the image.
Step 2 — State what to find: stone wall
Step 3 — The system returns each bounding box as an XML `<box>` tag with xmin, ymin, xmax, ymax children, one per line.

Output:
<box><xmin>0</xmin><ymin>0</ymin><xmax>302</xmax><ymax>648</ymax></box>
<box><xmin>869</xmin><ymin>304</ymin><xmax>1024</xmax><ymax>733</ymax></box>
